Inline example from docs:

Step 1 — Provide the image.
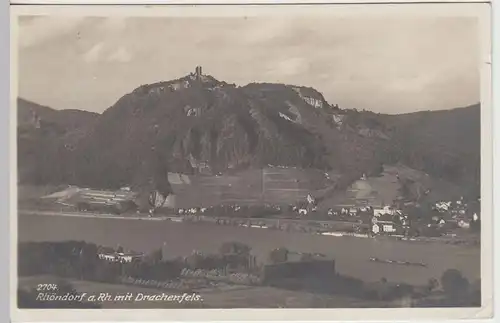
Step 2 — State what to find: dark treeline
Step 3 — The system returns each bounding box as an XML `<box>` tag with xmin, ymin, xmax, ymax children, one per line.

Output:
<box><xmin>19</xmin><ymin>240</ymin><xmax>481</xmax><ymax>307</ymax></box>
<box><xmin>19</xmin><ymin>241</ymin><xmax>255</xmax><ymax>284</ymax></box>
<box><xmin>20</xmin><ymin>241</ymin><xmax>182</xmax><ymax>283</ymax></box>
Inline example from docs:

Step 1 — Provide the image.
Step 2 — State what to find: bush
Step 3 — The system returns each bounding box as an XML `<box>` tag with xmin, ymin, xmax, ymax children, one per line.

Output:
<box><xmin>268</xmin><ymin>248</ymin><xmax>289</xmax><ymax>264</ymax></box>
<box><xmin>441</xmin><ymin>269</ymin><xmax>470</xmax><ymax>300</ymax></box>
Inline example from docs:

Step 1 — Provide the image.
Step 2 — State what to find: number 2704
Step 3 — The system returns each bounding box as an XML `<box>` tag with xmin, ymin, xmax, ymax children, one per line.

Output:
<box><xmin>36</xmin><ymin>284</ymin><xmax>58</xmax><ymax>291</ymax></box>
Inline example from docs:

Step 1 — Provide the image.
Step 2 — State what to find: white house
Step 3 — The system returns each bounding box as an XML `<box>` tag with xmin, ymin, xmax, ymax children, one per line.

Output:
<box><xmin>435</xmin><ymin>201</ymin><xmax>452</xmax><ymax>212</ymax></box>
<box><xmin>458</xmin><ymin>220</ymin><xmax>471</xmax><ymax>229</ymax></box>
<box><xmin>371</xmin><ymin>222</ymin><xmax>396</xmax><ymax>234</ymax></box>
<box><xmin>98</xmin><ymin>253</ymin><xmax>117</xmax><ymax>261</ymax></box>
<box><xmin>374</xmin><ymin>206</ymin><xmax>395</xmax><ymax>217</ymax></box>
<box><xmin>298</xmin><ymin>209</ymin><xmax>308</xmax><ymax>216</ymax></box>
<box><xmin>382</xmin><ymin>224</ymin><xmax>396</xmax><ymax>233</ymax></box>
<box><xmin>116</xmin><ymin>252</ymin><xmax>144</xmax><ymax>263</ymax></box>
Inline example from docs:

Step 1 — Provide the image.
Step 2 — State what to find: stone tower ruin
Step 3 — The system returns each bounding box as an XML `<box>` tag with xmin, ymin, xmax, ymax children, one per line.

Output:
<box><xmin>195</xmin><ymin>66</ymin><xmax>202</xmax><ymax>80</ymax></box>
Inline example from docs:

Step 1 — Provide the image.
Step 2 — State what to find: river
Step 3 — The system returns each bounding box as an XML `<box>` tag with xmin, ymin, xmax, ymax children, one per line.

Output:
<box><xmin>18</xmin><ymin>213</ymin><xmax>480</xmax><ymax>285</ymax></box>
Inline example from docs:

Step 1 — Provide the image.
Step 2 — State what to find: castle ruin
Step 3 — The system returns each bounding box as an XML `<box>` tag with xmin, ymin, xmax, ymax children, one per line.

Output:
<box><xmin>195</xmin><ymin>66</ymin><xmax>202</xmax><ymax>80</ymax></box>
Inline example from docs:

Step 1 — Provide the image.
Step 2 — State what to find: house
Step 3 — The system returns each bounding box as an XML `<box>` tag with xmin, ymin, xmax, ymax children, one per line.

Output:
<box><xmin>458</xmin><ymin>219</ymin><xmax>471</xmax><ymax>229</ymax></box>
<box><xmin>197</xmin><ymin>162</ymin><xmax>211</xmax><ymax>175</ymax></box>
<box><xmin>371</xmin><ymin>214</ymin><xmax>401</xmax><ymax>235</ymax></box>
<box><xmin>374</xmin><ymin>206</ymin><xmax>396</xmax><ymax>217</ymax></box>
<box><xmin>116</xmin><ymin>252</ymin><xmax>144</xmax><ymax>263</ymax></box>
<box><xmin>97</xmin><ymin>246</ymin><xmax>117</xmax><ymax>261</ymax></box>
<box><xmin>306</xmin><ymin>194</ymin><xmax>315</xmax><ymax>205</ymax></box>
<box><xmin>435</xmin><ymin>201</ymin><xmax>452</xmax><ymax>212</ymax></box>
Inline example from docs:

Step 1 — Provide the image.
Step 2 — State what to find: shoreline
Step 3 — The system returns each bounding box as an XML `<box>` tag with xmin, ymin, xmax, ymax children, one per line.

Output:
<box><xmin>18</xmin><ymin>209</ymin><xmax>479</xmax><ymax>247</ymax></box>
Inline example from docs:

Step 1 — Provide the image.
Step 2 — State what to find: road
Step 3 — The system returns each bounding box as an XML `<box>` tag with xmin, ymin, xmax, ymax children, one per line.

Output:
<box><xmin>18</xmin><ymin>209</ymin><xmax>366</xmax><ymax>227</ymax></box>
<box><xmin>19</xmin><ymin>210</ymin><xmax>168</xmax><ymax>221</ymax></box>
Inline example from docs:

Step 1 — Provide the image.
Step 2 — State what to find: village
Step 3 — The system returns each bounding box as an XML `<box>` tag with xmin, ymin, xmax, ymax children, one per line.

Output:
<box><xmin>164</xmin><ymin>193</ymin><xmax>481</xmax><ymax>243</ymax></box>
<box><xmin>29</xmin><ymin>179</ymin><xmax>480</xmax><ymax>244</ymax></box>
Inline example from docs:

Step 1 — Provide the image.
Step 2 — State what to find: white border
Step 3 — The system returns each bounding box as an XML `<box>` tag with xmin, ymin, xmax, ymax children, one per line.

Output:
<box><xmin>9</xmin><ymin>3</ymin><xmax>493</xmax><ymax>322</ymax></box>
<box><xmin>8</xmin><ymin>0</ymin><xmax>492</xmax><ymax>5</ymax></box>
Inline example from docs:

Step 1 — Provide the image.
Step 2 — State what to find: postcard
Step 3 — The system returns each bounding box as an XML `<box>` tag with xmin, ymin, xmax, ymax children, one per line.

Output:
<box><xmin>10</xmin><ymin>2</ymin><xmax>493</xmax><ymax>321</ymax></box>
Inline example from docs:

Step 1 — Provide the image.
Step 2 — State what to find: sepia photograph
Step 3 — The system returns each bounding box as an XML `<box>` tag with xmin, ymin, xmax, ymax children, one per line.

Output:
<box><xmin>10</xmin><ymin>3</ymin><xmax>493</xmax><ymax>320</ymax></box>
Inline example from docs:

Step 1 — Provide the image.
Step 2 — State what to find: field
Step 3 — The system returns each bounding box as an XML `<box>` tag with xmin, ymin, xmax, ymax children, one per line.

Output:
<box><xmin>321</xmin><ymin>164</ymin><xmax>464</xmax><ymax>208</ymax></box>
<box><xmin>166</xmin><ymin>167</ymin><xmax>334</xmax><ymax>208</ymax></box>
<box><xmin>18</xmin><ymin>213</ymin><xmax>480</xmax><ymax>286</ymax></box>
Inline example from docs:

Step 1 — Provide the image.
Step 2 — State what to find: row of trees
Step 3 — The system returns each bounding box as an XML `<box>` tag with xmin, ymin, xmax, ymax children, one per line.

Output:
<box><xmin>18</xmin><ymin>240</ymin><xmax>256</xmax><ymax>285</ymax></box>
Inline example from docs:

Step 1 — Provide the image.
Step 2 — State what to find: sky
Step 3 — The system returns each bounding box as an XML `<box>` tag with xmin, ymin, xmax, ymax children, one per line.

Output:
<box><xmin>17</xmin><ymin>16</ymin><xmax>480</xmax><ymax>114</ymax></box>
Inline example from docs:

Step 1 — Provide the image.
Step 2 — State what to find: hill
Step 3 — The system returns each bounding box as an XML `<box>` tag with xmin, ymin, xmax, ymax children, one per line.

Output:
<box><xmin>17</xmin><ymin>98</ymin><xmax>99</xmax><ymax>185</ymax></box>
<box><xmin>16</xmin><ymin>68</ymin><xmax>481</xmax><ymax>202</ymax></box>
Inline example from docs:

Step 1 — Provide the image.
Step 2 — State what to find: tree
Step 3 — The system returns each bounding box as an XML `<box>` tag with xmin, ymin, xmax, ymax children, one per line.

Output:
<box><xmin>76</xmin><ymin>202</ymin><xmax>88</xmax><ymax>212</ymax></box>
<box><xmin>470</xmin><ymin>218</ymin><xmax>481</xmax><ymax>233</ymax></box>
<box><xmin>470</xmin><ymin>279</ymin><xmax>481</xmax><ymax>306</ymax></box>
<box><xmin>427</xmin><ymin>278</ymin><xmax>439</xmax><ymax>293</ymax></box>
<box><xmin>78</xmin><ymin>243</ymin><xmax>99</xmax><ymax>280</ymax></box>
<box><xmin>145</xmin><ymin>248</ymin><xmax>163</xmax><ymax>265</ymax></box>
<box><xmin>219</xmin><ymin>242</ymin><xmax>251</xmax><ymax>256</ymax></box>
<box><xmin>370</xmin><ymin>163</ymin><xmax>384</xmax><ymax>177</ymax></box>
<box><xmin>185</xmin><ymin>252</ymin><xmax>205</xmax><ymax>270</ymax></box>
<box><xmin>268</xmin><ymin>248</ymin><xmax>289</xmax><ymax>264</ymax></box>
<box><xmin>441</xmin><ymin>269</ymin><xmax>470</xmax><ymax>299</ymax></box>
